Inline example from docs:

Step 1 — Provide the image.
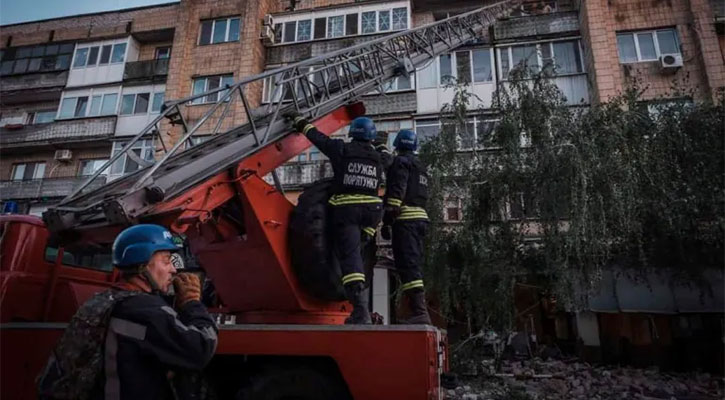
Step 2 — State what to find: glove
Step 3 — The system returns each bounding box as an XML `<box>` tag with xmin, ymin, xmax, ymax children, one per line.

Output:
<box><xmin>283</xmin><ymin>110</ymin><xmax>310</xmax><ymax>133</ymax></box>
<box><xmin>373</xmin><ymin>131</ymin><xmax>389</xmax><ymax>150</ymax></box>
<box><xmin>381</xmin><ymin>225</ymin><xmax>392</xmax><ymax>241</ymax></box>
<box><xmin>173</xmin><ymin>273</ymin><xmax>201</xmax><ymax>307</ymax></box>
<box><xmin>383</xmin><ymin>205</ymin><xmax>400</xmax><ymax>226</ymax></box>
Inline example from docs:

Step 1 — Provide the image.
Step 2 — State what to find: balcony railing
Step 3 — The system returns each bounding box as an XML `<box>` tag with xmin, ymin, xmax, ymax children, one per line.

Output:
<box><xmin>0</xmin><ymin>176</ymin><xmax>107</xmax><ymax>200</ymax></box>
<box><xmin>494</xmin><ymin>11</ymin><xmax>579</xmax><ymax>40</ymax></box>
<box><xmin>123</xmin><ymin>58</ymin><xmax>169</xmax><ymax>82</ymax></box>
<box><xmin>0</xmin><ymin>116</ymin><xmax>116</xmax><ymax>148</ymax></box>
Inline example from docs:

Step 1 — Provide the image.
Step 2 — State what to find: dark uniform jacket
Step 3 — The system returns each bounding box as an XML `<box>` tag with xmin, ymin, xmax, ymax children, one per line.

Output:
<box><xmin>97</xmin><ymin>293</ymin><xmax>218</xmax><ymax>400</ymax></box>
<box><xmin>384</xmin><ymin>151</ymin><xmax>429</xmax><ymax>221</ymax></box>
<box><xmin>304</xmin><ymin>126</ymin><xmax>391</xmax><ymax>204</ymax></box>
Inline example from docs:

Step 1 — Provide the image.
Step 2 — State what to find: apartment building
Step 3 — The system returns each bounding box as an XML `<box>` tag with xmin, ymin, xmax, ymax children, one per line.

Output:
<box><xmin>0</xmin><ymin>0</ymin><xmax>723</xmax><ymax>329</ymax></box>
<box><xmin>0</xmin><ymin>4</ymin><xmax>179</xmax><ymax>214</ymax></box>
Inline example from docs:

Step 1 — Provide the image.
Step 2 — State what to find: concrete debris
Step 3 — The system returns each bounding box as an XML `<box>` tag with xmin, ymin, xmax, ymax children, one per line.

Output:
<box><xmin>443</xmin><ymin>359</ymin><xmax>723</xmax><ymax>400</ymax></box>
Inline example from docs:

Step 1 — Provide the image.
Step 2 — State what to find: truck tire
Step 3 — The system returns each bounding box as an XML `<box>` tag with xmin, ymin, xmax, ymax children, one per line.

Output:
<box><xmin>289</xmin><ymin>179</ymin><xmax>377</xmax><ymax>301</ymax></box>
<box><xmin>235</xmin><ymin>366</ymin><xmax>350</xmax><ymax>400</ymax></box>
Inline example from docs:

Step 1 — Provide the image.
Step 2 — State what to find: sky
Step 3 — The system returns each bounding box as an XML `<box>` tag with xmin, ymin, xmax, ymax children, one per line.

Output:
<box><xmin>1</xmin><ymin>0</ymin><xmax>178</xmax><ymax>25</ymax></box>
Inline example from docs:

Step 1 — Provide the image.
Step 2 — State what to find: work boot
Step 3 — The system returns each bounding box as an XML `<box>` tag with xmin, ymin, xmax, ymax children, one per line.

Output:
<box><xmin>401</xmin><ymin>289</ymin><xmax>432</xmax><ymax>325</ymax></box>
<box><xmin>344</xmin><ymin>282</ymin><xmax>372</xmax><ymax>325</ymax></box>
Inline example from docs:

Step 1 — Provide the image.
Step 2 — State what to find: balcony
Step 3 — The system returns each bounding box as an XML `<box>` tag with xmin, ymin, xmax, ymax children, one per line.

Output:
<box><xmin>265</xmin><ymin>161</ymin><xmax>333</xmax><ymax>189</ymax></box>
<box><xmin>0</xmin><ymin>71</ymin><xmax>67</xmax><ymax>105</ymax></box>
<box><xmin>0</xmin><ymin>176</ymin><xmax>107</xmax><ymax>200</ymax></box>
<box><xmin>494</xmin><ymin>11</ymin><xmax>579</xmax><ymax>41</ymax></box>
<box><xmin>0</xmin><ymin>116</ymin><xmax>116</xmax><ymax>149</ymax></box>
<box><xmin>123</xmin><ymin>59</ymin><xmax>169</xmax><ymax>83</ymax></box>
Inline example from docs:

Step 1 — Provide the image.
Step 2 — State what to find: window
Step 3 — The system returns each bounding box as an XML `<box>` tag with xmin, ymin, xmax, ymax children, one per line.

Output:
<box><xmin>151</xmin><ymin>92</ymin><xmax>165</xmax><ymax>112</ymax></box>
<box><xmin>32</xmin><ymin>110</ymin><xmax>56</xmax><ymax>124</ymax></box>
<box><xmin>73</xmin><ymin>48</ymin><xmax>88</xmax><ymax>68</ymax></box>
<box><xmin>472</xmin><ymin>49</ymin><xmax>493</xmax><ymax>82</ymax></box>
<box><xmin>120</xmin><ymin>93</ymin><xmax>150</xmax><ymax>115</ymax></box>
<box><xmin>379</xmin><ymin>10</ymin><xmax>391</xmax><ymax>31</ymax></box>
<box><xmin>439</xmin><ymin>54</ymin><xmax>453</xmax><ymax>85</ymax></box>
<box><xmin>392</xmin><ymin>7</ymin><xmax>408</xmax><ymax>30</ymax></box>
<box><xmin>284</xmin><ymin>21</ymin><xmax>297</xmax><ymax>43</ymax></box>
<box><xmin>87</xmin><ymin>46</ymin><xmax>99</xmax><ymax>66</ymax></box>
<box><xmin>362</xmin><ymin>11</ymin><xmax>376</xmax><ymax>34</ymax></box>
<box><xmin>11</xmin><ymin>162</ymin><xmax>45</xmax><ymax>181</ymax></box>
<box><xmin>418</xmin><ymin>59</ymin><xmax>438</xmax><ymax>89</ymax></box>
<box><xmin>110</xmin><ymin>140</ymin><xmax>154</xmax><ymax>176</ymax></box>
<box><xmin>345</xmin><ymin>14</ymin><xmax>358</xmax><ymax>36</ymax></box>
<box><xmin>100</xmin><ymin>94</ymin><xmax>118</xmax><ymax>115</ymax></box>
<box><xmin>327</xmin><ymin>15</ymin><xmax>344</xmax><ymax>38</ymax></box>
<box><xmin>377</xmin><ymin>74</ymin><xmax>415</xmax><ymax>93</ymax></box>
<box><xmin>89</xmin><ymin>95</ymin><xmax>103</xmax><ymax>116</ymax></box>
<box><xmin>155</xmin><ymin>47</ymin><xmax>171</xmax><ymax>59</ymax></box>
<box><xmin>79</xmin><ymin>159</ymin><xmax>109</xmax><ymax>176</ymax></box>
<box><xmin>110</xmin><ymin>43</ymin><xmax>126</xmax><ymax>63</ymax></box>
<box><xmin>0</xmin><ymin>42</ymin><xmax>75</xmax><ymax>75</ymax></box>
<box><xmin>314</xmin><ymin>17</ymin><xmax>327</xmax><ymax>39</ymax></box>
<box><xmin>508</xmin><ymin>191</ymin><xmax>538</xmax><ymax>220</ymax></box>
<box><xmin>415</xmin><ymin>119</ymin><xmax>440</xmax><ymax>142</ymax></box>
<box><xmin>455</xmin><ymin>51</ymin><xmax>471</xmax><ymax>84</ymax></box>
<box><xmin>99</xmin><ymin>45</ymin><xmax>112</xmax><ymax>64</ymax></box>
<box><xmin>616</xmin><ymin>28</ymin><xmax>680</xmax><ymax>63</ymax></box>
<box><xmin>73</xmin><ymin>42</ymin><xmax>126</xmax><ymax>68</ymax></box>
<box><xmin>498</xmin><ymin>40</ymin><xmax>583</xmax><ymax>79</ymax></box>
<box><xmin>445</xmin><ymin>197</ymin><xmax>462</xmax><ymax>222</ymax></box>
<box><xmin>414</xmin><ymin>117</ymin><xmax>496</xmax><ymax>149</ymax></box>
<box><xmin>191</xmin><ymin>74</ymin><xmax>234</xmax><ymax>104</ymax></box>
<box><xmin>297</xmin><ymin>20</ymin><xmax>312</xmax><ymax>41</ymax></box>
<box><xmin>45</xmin><ymin>243</ymin><xmax>113</xmax><ymax>271</ymax></box>
<box><xmin>58</xmin><ymin>96</ymin><xmax>90</xmax><ymax>118</ymax></box>
<box><xmin>199</xmin><ymin>17</ymin><xmax>241</xmax><ymax>45</ymax></box>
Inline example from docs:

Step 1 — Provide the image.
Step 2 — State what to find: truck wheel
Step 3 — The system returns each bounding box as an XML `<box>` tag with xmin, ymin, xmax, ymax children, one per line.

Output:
<box><xmin>235</xmin><ymin>366</ymin><xmax>350</xmax><ymax>400</ymax></box>
<box><xmin>289</xmin><ymin>179</ymin><xmax>377</xmax><ymax>301</ymax></box>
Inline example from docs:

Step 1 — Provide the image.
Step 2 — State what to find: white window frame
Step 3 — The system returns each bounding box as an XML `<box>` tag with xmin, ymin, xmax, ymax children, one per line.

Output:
<box><xmin>110</xmin><ymin>139</ymin><xmax>155</xmax><ymax>177</ymax></box>
<box><xmin>497</xmin><ymin>38</ymin><xmax>584</xmax><ymax>80</ymax></box>
<box><xmin>72</xmin><ymin>40</ymin><xmax>128</xmax><ymax>69</ymax></box>
<box><xmin>199</xmin><ymin>17</ymin><xmax>241</xmax><ymax>45</ymax></box>
<box><xmin>414</xmin><ymin>116</ymin><xmax>498</xmax><ymax>150</ymax></box>
<box><xmin>418</xmin><ymin>48</ymin><xmax>495</xmax><ymax>89</ymax></box>
<box><xmin>616</xmin><ymin>28</ymin><xmax>681</xmax><ymax>64</ymax></box>
<box><xmin>78</xmin><ymin>158</ymin><xmax>110</xmax><ymax>177</ymax></box>
<box><xmin>190</xmin><ymin>74</ymin><xmax>235</xmax><ymax>105</ymax></box>
<box><xmin>31</xmin><ymin>110</ymin><xmax>56</xmax><ymax>124</ymax></box>
<box><xmin>11</xmin><ymin>162</ymin><xmax>45</xmax><ymax>181</ymax></box>
<box><xmin>120</xmin><ymin>92</ymin><xmax>152</xmax><ymax>115</ymax></box>
<box><xmin>58</xmin><ymin>87</ymin><xmax>120</xmax><ymax>119</ymax></box>
<box><xmin>270</xmin><ymin>1</ymin><xmax>410</xmax><ymax>45</ymax></box>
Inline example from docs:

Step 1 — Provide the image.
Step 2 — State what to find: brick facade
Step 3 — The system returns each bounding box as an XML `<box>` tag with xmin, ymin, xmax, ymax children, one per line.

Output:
<box><xmin>0</xmin><ymin>147</ymin><xmax>111</xmax><ymax>180</ymax></box>
<box><xmin>580</xmin><ymin>0</ymin><xmax>725</xmax><ymax>102</ymax></box>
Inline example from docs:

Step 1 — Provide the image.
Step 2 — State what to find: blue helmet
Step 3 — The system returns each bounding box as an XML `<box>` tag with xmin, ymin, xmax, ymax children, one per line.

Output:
<box><xmin>112</xmin><ymin>224</ymin><xmax>179</xmax><ymax>269</ymax></box>
<box><xmin>349</xmin><ymin>117</ymin><xmax>376</xmax><ymax>141</ymax></box>
<box><xmin>394</xmin><ymin>129</ymin><xmax>418</xmax><ymax>151</ymax></box>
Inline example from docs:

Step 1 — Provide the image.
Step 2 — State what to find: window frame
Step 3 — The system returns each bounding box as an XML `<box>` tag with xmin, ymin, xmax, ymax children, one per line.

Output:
<box><xmin>497</xmin><ymin>38</ymin><xmax>585</xmax><ymax>80</ymax></box>
<box><xmin>270</xmin><ymin>3</ymin><xmax>410</xmax><ymax>45</ymax></box>
<box><xmin>32</xmin><ymin>110</ymin><xmax>56</xmax><ymax>124</ymax></box>
<box><xmin>190</xmin><ymin>74</ymin><xmax>235</xmax><ymax>105</ymax></box>
<box><xmin>0</xmin><ymin>42</ymin><xmax>74</xmax><ymax>76</ymax></box>
<box><xmin>58</xmin><ymin>88</ymin><xmax>119</xmax><ymax>119</ymax></box>
<box><xmin>110</xmin><ymin>139</ymin><xmax>155</xmax><ymax>177</ymax></box>
<box><xmin>72</xmin><ymin>41</ymin><xmax>128</xmax><ymax>69</ymax></box>
<box><xmin>155</xmin><ymin>47</ymin><xmax>171</xmax><ymax>60</ymax></box>
<box><xmin>11</xmin><ymin>162</ymin><xmax>46</xmax><ymax>181</ymax></box>
<box><xmin>615</xmin><ymin>28</ymin><xmax>681</xmax><ymax>64</ymax></box>
<box><xmin>78</xmin><ymin>158</ymin><xmax>110</xmax><ymax>177</ymax></box>
<box><xmin>198</xmin><ymin>17</ymin><xmax>242</xmax><ymax>45</ymax></box>
<box><xmin>418</xmin><ymin>48</ymin><xmax>495</xmax><ymax>89</ymax></box>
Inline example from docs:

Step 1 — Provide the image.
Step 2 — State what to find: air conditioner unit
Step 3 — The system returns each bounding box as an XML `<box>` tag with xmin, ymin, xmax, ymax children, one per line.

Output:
<box><xmin>260</xmin><ymin>25</ymin><xmax>275</xmax><ymax>45</ymax></box>
<box><xmin>659</xmin><ymin>54</ymin><xmax>683</xmax><ymax>74</ymax></box>
<box><xmin>263</xmin><ymin>14</ymin><xmax>274</xmax><ymax>27</ymax></box>
<box><xmin>54</xmin><ymin>149</ymin><xmax>73</xmax><ymax>161</ymax></box>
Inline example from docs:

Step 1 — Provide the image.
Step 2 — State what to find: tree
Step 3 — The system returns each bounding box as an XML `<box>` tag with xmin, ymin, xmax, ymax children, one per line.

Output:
<box><xmin>420</xmin><ymin>67</ymin><xmax>724</xmax><ymax>332</ymax></box>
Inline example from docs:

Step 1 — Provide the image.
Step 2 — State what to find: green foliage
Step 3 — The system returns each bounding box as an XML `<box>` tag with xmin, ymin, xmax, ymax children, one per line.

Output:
<box><xmin>420</xmin><ymin>69</ymin><xmax>725</xmax><ymax>331</ymax></box>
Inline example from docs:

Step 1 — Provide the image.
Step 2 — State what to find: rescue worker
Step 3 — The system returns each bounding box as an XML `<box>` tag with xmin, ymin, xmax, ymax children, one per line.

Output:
<box><xmin>382</xmin><ymin>129</ymin><xmax>432</xmax><ymax>325</ymax></box>
<box><xmin>38</xmin><ymin>224</ymin><xmax>217</xmax><ymax>400</ymax></box>
<box><xmin>287</xmin><ymin>112</ymin><xmax>389</xmax><ymax>324</ymax></box>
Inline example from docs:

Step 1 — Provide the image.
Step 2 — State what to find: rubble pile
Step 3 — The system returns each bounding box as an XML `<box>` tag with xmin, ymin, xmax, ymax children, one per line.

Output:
<box><xmin>444</xmin><ymin>359</ymin><xmax>723</xmax><ymax>400</ymax></box>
